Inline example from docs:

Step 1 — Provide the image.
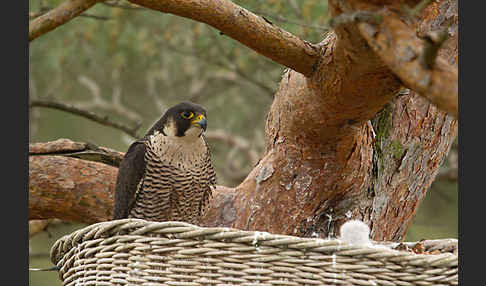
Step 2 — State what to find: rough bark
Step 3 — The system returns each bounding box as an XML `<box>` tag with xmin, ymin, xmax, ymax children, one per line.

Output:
<box><xmin>227</xmin><ymin>0</ymin><xmax>458</xmax><ymax>240</ymax></box>
<box><xmin>29</xmin><ymin>155</ymin><xmax>116</xmax><ymax>223</ymax></box>
<box><xmin>29</xmin><ymin>0</ymin><xmax>458</xmax><ymax>242</ymax></box>
<box><xmin>355</xmin><ymin>5</ymin><xmax>458</xmax><ymax>118</ymax></box>
<box><xmin>230</xmin><ymin>25</ymin><xmax>400</xmax><ymax>236</ymax></box>
<box><xmin>368</xmin><ymin>91</ymin><xmax>457</xmax><ymax>241</ymax></box>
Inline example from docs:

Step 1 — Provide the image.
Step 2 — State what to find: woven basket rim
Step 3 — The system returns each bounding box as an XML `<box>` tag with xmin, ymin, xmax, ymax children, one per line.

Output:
<box><xmin>50</xmin><ymin>218</ymin><xmax>458</xmax><ymax>268</ymax></box>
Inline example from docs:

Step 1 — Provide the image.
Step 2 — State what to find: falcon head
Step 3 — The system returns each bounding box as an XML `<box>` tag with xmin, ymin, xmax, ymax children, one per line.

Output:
<box><xmin>147</xmin><ymin>102</ymin><xmax>208</xmax><ymax>139</ymax></box>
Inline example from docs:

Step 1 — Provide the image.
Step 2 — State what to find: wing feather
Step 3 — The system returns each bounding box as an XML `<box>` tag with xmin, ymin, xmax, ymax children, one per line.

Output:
<box><xmin>199</xmin><ymin>135</ymin><xmax>216</xmax><ymax>219</ymax></box>
<box><xmin>202</xmin><ymin>135</ymin><xmax>217</xmax><ymax>186</ymax></box>
<box><xmin>112</xmin><ymin>140</ymin><xmax>147</xmax><ymax>219</ymax></box>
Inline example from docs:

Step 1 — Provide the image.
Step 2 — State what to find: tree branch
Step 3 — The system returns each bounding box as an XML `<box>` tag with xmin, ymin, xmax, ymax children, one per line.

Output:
<box><xmin>77</xmin><ymin>75</ymin><xmax>143</xmax><ymax>123</ymax></box>
<box><xmin>128</xmin><ymin>0</ymin><xmax>320</xmax><ymax>76</ymax></box>
<box><xmin>29</xmin><ymin>0</ymin><xmax>102</xmax><ymax>41</ymax></box>
<box><xmin>30</xmin><ymin>8</ymin><xmax>111</xmax><ymax>21</ymax></box>
<box><xmin>29</xmin><ymin>140</ymin><xmax>236</xmax><ymax>227</ymax></box>
<box><xmin>29</xmin><ymin>138</ymin><xmax>125</xmax><ymax>168</ymax></box>
<box><xmin>29</xmin><ymin>98</ymin><xmax>142</xmax><ymax>138</ymax></box>
<box><xmin>354</xmin><ymin>7</ymin><xmax>457</xmax><ymax>118</ymax></box>
<box><xmin>29</xmin><ymin>155</ymin><xmax>117</xmax><ymax>223</ymax></box>
<box><xmin>325</xmin><ymin>0</ymin><xmax>457</xmax><ymax>119</ymax></box>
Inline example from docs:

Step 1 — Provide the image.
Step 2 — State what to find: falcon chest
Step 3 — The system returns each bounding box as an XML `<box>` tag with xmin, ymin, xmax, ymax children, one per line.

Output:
<box><xmin>147</xmin><ymin>130</ymin><xmax>207</xmax><ymax>170</ymax></box>
<box><xmin>130</xmin><ymin>131</ymin><xmax>211</xmax><ymax>222</ymax></box>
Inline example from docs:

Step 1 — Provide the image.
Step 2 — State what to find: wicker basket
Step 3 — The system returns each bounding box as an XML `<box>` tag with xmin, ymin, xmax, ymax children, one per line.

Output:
<box><xmin>51</xmin><ymin>219</ymin><xmax>458</xmax><ymax>286</ymax></box>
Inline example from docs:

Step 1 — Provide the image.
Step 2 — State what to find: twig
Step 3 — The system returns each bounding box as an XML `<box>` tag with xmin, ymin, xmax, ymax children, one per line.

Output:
<box><xmin>160</xmin><ymin>41</ymin><xmax>275</xmax><ymax>97</ymax></box>
<box><xmin>30</xmin><ymin>9</ymin><xmax>110</xmax><ymax>21</ymax></box>
<box><xmin>146</xmin><ymin>72</ymin><xmax>167</xmax><ymax>113</ymax></box>
<box><xmin>29</xmin><ymin>99</ymin><xmax>142</xmax><ymax>138</ymax></box>
<box><xmin>205</xmin><ymin>129</ymin><xmax>262</xmax><ymax>184</ymax></box>
<box><xmin>77</xmin><ymin>75</ymin><xmax>142</xmax><ymax>123</ymax></box>
<box><xmin>129</xmin><ymin>0</ymin><xmax>320</xmax><ymax>77</ymax></box>
<box><xmin>29</xmin><ymin>77</ymin><xmax>41</xmax><ymax>138</ymax></box>
<box><xmin>29</xmin><ymin>138</ymin><xmax>125</xmax><ymax>167</ymax></box>
<box><xmin>206</xmin><ymin>31</ymin><xmax>277</xmax><ymax>96</ymax></box>
<box><xmin>29</xmin><ymin>0</ymin><xmax>101</xmax><ymax>41</ymax></box>
<box><xmin>206</xmin><ymin>129</ymin><xmax>260</xmax><ymax>164</ymax></box>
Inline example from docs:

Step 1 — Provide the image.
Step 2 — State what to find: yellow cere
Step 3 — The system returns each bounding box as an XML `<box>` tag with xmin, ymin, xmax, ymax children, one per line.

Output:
<box><xmin>192</xmin><ymin>114</ymin><xmax>205</xmax><ymax>123</ymax></box>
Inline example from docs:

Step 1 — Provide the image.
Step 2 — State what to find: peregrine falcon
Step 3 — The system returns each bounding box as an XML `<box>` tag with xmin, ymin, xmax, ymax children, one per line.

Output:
<box><xmin>113</xmin><ymin>102</ymin><xmax>216</xmax><ymax>224</ymax></box>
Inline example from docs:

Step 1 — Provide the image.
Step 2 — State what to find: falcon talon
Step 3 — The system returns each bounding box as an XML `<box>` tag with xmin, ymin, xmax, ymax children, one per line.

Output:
<box><xmin>113</xmin><ymin>102</ymin><xmax>216</xmax><ymax>225</ymax></box>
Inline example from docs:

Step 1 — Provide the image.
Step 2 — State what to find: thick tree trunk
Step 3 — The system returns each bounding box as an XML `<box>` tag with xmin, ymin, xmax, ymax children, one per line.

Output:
<box><xmin>29</xmin><ymin>0</ymin><xmax>458</xmax><ymax>242</ymax></box>
<box><xmin>229</xmin><ymin>0</ymin><xmax>457</xmax><ymax>240</ymax></box>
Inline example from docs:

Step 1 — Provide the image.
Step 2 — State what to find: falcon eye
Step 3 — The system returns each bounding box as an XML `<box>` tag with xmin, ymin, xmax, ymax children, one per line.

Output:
<box><xmin>180</xmin><ymin>111</ymin><xmax>194</xmax><ymax>119</ymax></box>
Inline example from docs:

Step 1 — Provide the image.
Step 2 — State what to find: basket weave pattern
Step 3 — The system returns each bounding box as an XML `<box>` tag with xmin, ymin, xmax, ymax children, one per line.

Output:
<box><xmin>51</xmin><ymin>219</ymin><xmax>458</xmax><ymax>286</ymax></box>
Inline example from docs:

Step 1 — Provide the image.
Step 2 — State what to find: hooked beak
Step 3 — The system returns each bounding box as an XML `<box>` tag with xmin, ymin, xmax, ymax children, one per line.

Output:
<box><xmin>191</xmin><ymin>114</ymin><xmax>207</xmax><ymax>131</ymax></box>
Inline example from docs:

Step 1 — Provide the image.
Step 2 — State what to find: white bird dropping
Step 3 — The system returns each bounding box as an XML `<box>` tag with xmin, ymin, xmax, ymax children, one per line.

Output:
<box><xmin>339</xmin><ymin>220</ymin><xmax>372</xmax><ymax>247</ymax></box>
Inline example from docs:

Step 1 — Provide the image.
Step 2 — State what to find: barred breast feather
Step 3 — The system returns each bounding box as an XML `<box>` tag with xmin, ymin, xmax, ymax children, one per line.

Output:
<box><xmin>127</xmin><ymin>131</ymin><xmax>216</xmax><ymax>224</ymax></box>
